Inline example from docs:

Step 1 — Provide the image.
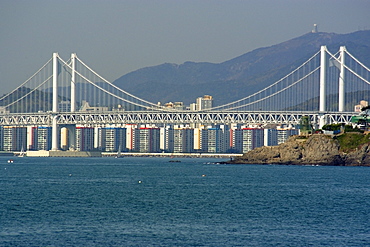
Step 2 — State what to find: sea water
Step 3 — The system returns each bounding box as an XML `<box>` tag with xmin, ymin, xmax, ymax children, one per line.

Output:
<box><xmin>1</xmin><ymin>157</ymin><xmax>369</xmax><ymax>246</ymax></box>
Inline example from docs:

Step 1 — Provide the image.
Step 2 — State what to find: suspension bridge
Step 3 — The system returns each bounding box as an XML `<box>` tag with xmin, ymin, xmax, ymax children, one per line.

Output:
<box><xmin>0</xmin><ymin>46</ymin><xmax>370</xmax><ymax>151</ymax></box>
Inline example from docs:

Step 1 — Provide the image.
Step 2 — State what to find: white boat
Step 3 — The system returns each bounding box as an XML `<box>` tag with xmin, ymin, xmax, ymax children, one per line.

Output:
<box><xmin>115</xmin><ymin>145</ymin><xmax>123</xmax><ymax>158</ymax></box>
<box><xmin>19</xmin><ymin>147</ymin><xmax>26</xmax><ymax>157</ymax></box>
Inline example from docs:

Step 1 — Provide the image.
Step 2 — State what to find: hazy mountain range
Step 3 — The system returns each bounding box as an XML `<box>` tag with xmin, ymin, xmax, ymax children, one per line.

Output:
<box><xmin>113</xmin><ymin>30</ymin><xmax>370</xmax><ymax>106</ymax></box>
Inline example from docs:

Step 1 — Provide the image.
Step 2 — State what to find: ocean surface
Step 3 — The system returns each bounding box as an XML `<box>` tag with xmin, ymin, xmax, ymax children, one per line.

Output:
<box><xmin>1</xmin><ymin>157</ymin><xmax>369</xmax><ymax>247</ymax></box>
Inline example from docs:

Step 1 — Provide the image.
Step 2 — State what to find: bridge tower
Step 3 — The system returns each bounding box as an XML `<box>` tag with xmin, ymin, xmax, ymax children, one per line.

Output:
<box><xmin>52</xmin><ymin>53</ymin><xmax>59</xmax><ymax>112</ymax></box>
<box><xmin>67</xmin><ymin>53</ymin><xmax>77</xmax><ymax>151</ymax></box>
<box><xmin>338</xmin><ymin>46</ymin><xmax>346</xmax><ymax>112</ymax></box>
<box><xmin>71</xmin><ymin>53</ymin><xmax>77</xmax><ymax>112</ymax></box>
<box><xmin>51</xmin><ymin>53</ymin><xmax>59</xmax><ymax>151</ymax></box>
<box><xmin>319</xmin><ymin>46</ymin><xmax>327</xmax><ymax>128</ymax></box>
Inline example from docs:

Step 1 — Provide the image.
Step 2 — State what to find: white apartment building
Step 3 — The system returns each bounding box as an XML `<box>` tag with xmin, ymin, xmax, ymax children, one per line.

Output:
<box><xmin>173</xmin><ymin>128</ymin><xmax>194</xmax><ymax>153</ymax></box>
<box><xmin>196</xmin><ymin>95</ymin><xmax>213</xmax><ymax>110</ymax></box>
<box><xmin>138</xmin><ymin>127</ymin><xmax>160</xmax><ymax>153</ymax></box>
<box><xmin>242</xmin><ymin>128</ymin><xmax>264</xmax><ymax>153</ymax></box>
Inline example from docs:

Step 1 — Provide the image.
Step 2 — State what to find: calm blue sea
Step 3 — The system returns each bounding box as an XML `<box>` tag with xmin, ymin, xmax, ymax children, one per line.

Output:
<box><xmin>1</xmin><ymin>157</ymin><xmax>369</xmax><ymax>247</ymax></box>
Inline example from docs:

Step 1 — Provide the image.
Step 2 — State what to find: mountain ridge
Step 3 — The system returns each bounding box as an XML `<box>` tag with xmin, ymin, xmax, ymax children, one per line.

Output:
<box><xmin>113</xmin><ymin>30</ymin><xmax>370</xmax><ymax>106</ymax></box>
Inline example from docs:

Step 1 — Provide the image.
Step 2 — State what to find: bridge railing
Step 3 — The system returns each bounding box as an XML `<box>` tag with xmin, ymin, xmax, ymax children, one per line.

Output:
<box><xmin>0</xmin><ymin>110</ymin><xmax>355</xmax><ymax>127</ymax></box>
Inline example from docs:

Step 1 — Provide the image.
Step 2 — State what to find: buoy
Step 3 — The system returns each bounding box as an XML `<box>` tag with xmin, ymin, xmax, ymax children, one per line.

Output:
<box><xmin>202</xmin><ymin>174</ymin><xmax>206</xmax><ymax>177</ymax></box>
<box><xmin>69</xmin><ymin>174</ymin><xmax>72</xmax><ymax>176</ymax></box>
<box><xmin>138</xmin><ymin>180</ymin><xmax>142</xmax><ymax>183</ymax></box>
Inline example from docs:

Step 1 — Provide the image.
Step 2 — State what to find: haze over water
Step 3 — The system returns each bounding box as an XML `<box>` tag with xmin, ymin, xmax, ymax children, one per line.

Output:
<box><xmin>1</xmin><ymin>157</ymin><xmax>369</xmax><ymax>246</ymax></box>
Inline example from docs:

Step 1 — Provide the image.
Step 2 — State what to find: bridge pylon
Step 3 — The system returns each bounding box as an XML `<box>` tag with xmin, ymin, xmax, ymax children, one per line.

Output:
<box><xmin>71</xmin><ymin>53</ymin><xmax>77</xmax><ymax>112</ymax></box>
<box><xmin>338</xmin><ymin>46</ymin><xmax>346</xmax><ymax>112</ymax></box>
<box><xmin>52</xmin><ymin>52</ymin><xmax>60</xmax><ymax>151</ymax></box>
<box><xmin>319</xmin><ymin>46</ymin><xmax>327</xmax><ymax>128</ymax></box>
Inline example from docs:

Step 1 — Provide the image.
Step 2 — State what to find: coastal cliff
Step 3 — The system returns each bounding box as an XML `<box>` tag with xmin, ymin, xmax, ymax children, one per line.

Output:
<box><xmin>230</xmin><ymin>133</ymin><xmax>370</xmax><ymax>166</ymax></box>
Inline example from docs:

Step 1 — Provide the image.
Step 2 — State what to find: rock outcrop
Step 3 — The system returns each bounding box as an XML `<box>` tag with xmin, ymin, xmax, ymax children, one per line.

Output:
<box><xmin>230</xmin><ymin>134</ymin><xmax>370</xmax><ymax>166</ymax></box>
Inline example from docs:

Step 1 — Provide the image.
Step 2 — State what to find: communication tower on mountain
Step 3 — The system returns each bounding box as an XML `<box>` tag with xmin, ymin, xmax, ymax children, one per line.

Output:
<box><xmin>312</xmin><ymin>24</ymin><xmax>318</xmax><ymax>33</ymax></box>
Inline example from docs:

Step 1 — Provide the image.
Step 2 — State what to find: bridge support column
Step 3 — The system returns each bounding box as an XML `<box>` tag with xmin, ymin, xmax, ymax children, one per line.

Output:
<box><xmin>52</xmin><ymin>53</ymin><xmax>59</xmax><ymax>113</ymax></box>
<box><xmin>319</xmin><ymin>46</ymin><xmax>327</xmax><ymax>128</ymax></box>
<box><xmin>71</xmin><ymin>53</ymin><xmax>76</xmax><ymax>112</ymax></box>
<box><xmin>51</xmin><ymin>53</ymin><xmax>60</xmax><ymax>151</ymax></box>
<box><xmin>51</xmin><ymin>115</ymin><xmax>59</xmax><ymax>151</ymax></box>
<box><xmin>338</xmin><ymin>46</ymin><xmax>346</xmax><ymax>112</ymax></box>
<box><xmin>320</xmin><ymin>46</ymin><xmax>327</xmax><ymax>112</ymax></box>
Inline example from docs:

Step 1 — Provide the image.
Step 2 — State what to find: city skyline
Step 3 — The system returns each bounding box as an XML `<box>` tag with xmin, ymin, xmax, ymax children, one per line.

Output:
<box><xmin>0</xmin><ymin>123</ymin><xmax>299</xmax><ymax>155</ymax></box>
<box><xmin>1</xmin><ymin>0</ymin><xmax>369</xmax><ymax>94</ymax></box>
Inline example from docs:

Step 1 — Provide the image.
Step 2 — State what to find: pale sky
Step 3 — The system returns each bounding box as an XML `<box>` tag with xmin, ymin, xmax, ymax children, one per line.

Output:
<box><xmin>0</xmin><ymin>0</ymin><xmax>369</xmax><ymax>93</ymax></box>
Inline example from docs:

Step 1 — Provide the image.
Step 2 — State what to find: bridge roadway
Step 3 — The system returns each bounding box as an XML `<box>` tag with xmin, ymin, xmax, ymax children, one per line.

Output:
<box><xmin>0</xmin><ymin>110</ymin><xmax>355</xmax><ymax>127</ymax></box>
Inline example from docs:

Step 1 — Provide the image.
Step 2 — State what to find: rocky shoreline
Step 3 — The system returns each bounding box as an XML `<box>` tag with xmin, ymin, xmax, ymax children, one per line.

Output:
<box><xmin>228</xmin><ymin>134</ymin><xmax>370</xmax><ymax>166</ymax></box>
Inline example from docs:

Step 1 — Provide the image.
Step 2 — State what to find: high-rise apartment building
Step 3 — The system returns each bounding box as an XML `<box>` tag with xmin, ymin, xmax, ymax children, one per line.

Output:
<box><xmin>264</xmin><ymin>129</ymin><xmax>278</xmax><ymax>146</ymax></box>
<box><xmin>173</xmin><ymin>128</ymin><xmax>194</xmax><ymax>153</ymax></box>
<box><xmin>138</xmin><ymin>127</ymin><xmax>160</xmax><ymax>153</ymax></box>
<box><xmin>193</xmin><ymin>127</ymin><xmax>202</xmax><ymax>151</ymax></box>
<box><xmin>196</xmin><ymin>95</ymin><xmax>213</xmax><ymax>110</ymax></box>
<box><xmin>206</xmin><ymin>126</ymin><xmax>230</xmax><ymax>153</ymax></box>
<box><xmin>27</xmin><ymin>126</ymin><xmax>38</xmax><ymax>150</ymax></box>
<box><xmin>160</xmin><ymin>126</ymin><xmax>174</xmax><ymax>152</ymax></box>
<box><xmin>201</xmin><ymin>128</ymin><xmax>209</xmax><ymax>152</ymax></box>
<box><xmin>37</xmin><ymin>126</ymin><xmax>52</xmax><ymax>150</ymax></box>
<box><xmin>277</xmin><ymin>129</ymin><xmax>299</xmax><ymax>144</ymax></box>
<box><xmin>104</xmin><ymin>127</ymin><xmax>126</xmax><ymax>152</ymax></box>
<box><xmin>231</xmin><ymin>128</ymin><xmax>243</xmax><ymax>153</ymax></box>
<box><xmin>75</xmin><ymin>127</ymin><xmax>95</xmax><ymax>151</ymax></box>
<box><xmin>3</xmin><ymin>126</ymin><xmax>27</xmax><ymax>151</ymax></box>
<box><xmin>242</xmin><ymin>128</ymin><xmax>264</xmax><ymax>153</ymax></box>
<box><xmin>126</xmin><ymin>124</ymin><xmax>137</xmax><ymax>151</ymax></box>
